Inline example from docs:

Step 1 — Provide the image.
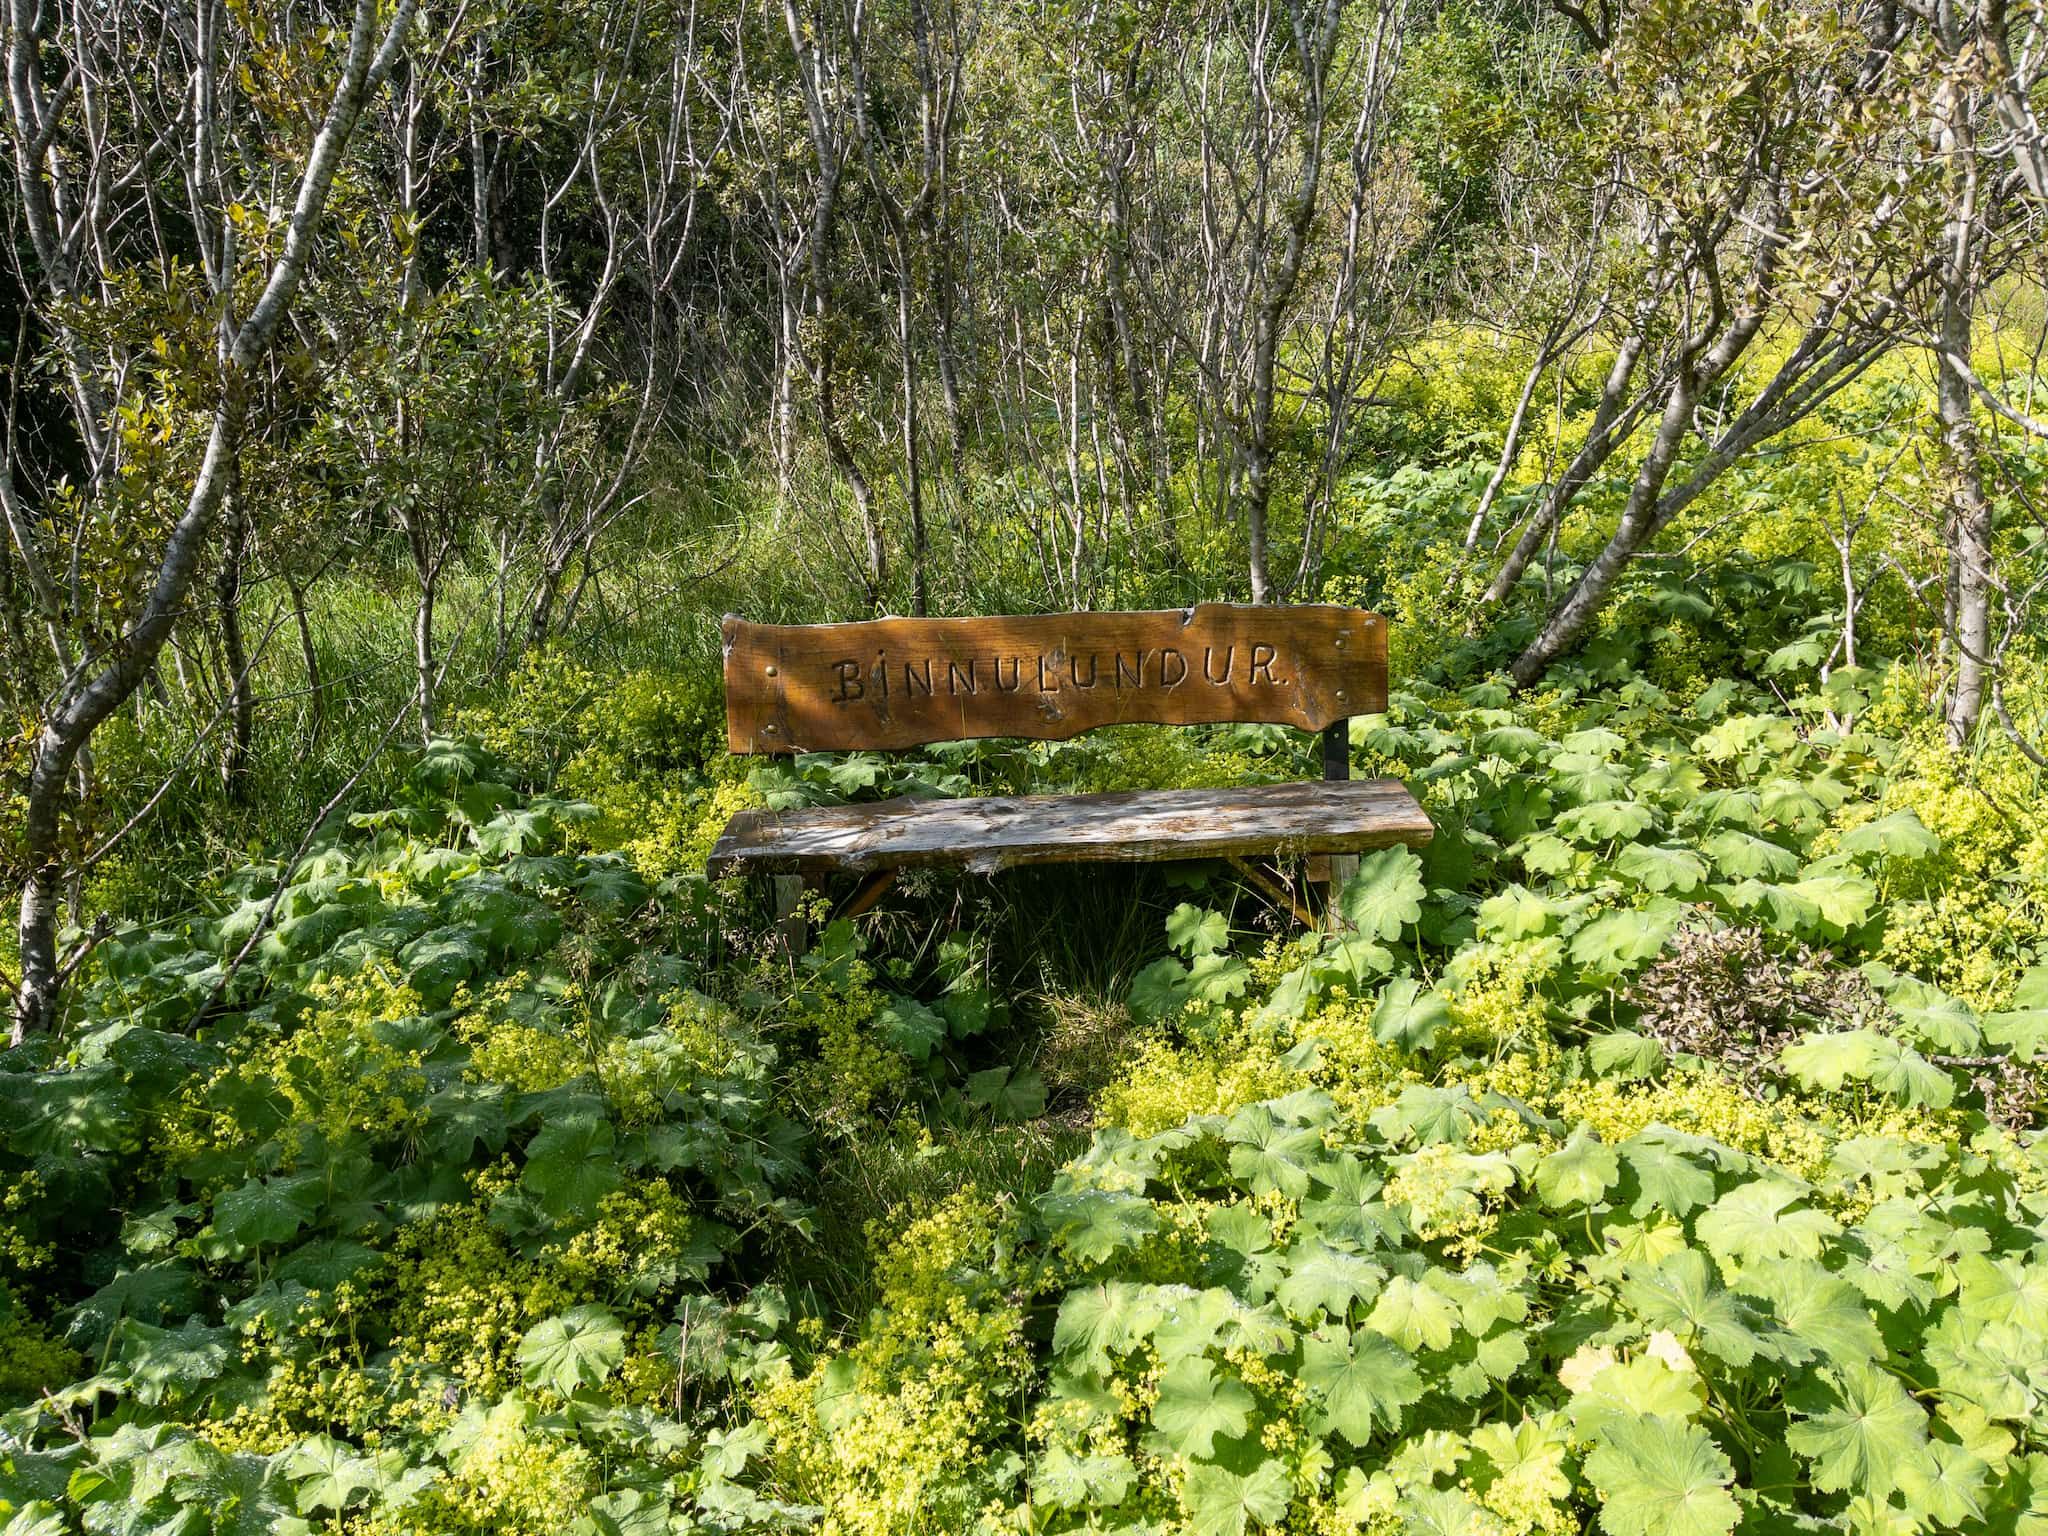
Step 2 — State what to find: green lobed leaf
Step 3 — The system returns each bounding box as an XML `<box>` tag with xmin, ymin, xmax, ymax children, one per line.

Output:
<box><xmin>1617</xmin><ymin>1135</ymin><xmax>1719</xmax><ymax>1219</ymax></box>
<box><xmin>1337</xmin><ymin>848</ymin><xmax>1427</xmax><ymax>941</ymax></box>
<box><xmin>1299</xmin><ymin>1326</ymin><xmax>1422</xmax><ymax>1445</ymax></box>
<box><xmin>1786</xmin><ymin>1360</ymin><xmax>1928</xmax><ymax>1499</ymax></box>
<box><xmin>521</xmin><ymin>1115</ymin><xmax>623</xmax><ymax>1220</ymax></box>
<box><xmin>1590</xmin><ymin>1032</ymin><xmax>1666</xmax><ymax>1081</ymax></box>
<box><xmin>1694</xmin><ymin>1181</ymin><xmax>1840</xmax><ymax>1274</ymax></box>
<box><xmin>1840</xmin><ymin>810</ymin><xmax>1940</xmax><ymax>863</ymax></box>
<box><xmin>1782</xmin><ymin>873</ymin><xmax>1878</xmax><ymax>935</ymax></box>
<box><xmin>1476</xmin><ymin>884</ymin><xmax>1559</xmax><ymax>940</ymax></box>
<box><xmin>1555</xmin><ymin>799</ymin><xmax>1659</xmax><ymax>846</ymax></box>
<box><xmin>1736</xmin><ymin>1260</ymin><xmax>1884</xmax><ymax>1368</ymax></box>
<box><xmin>1569</xmin><ymin>905</ymin><xmax>1680</xmax><ymax>977</ymax></box>
<box><xmin>518</xmin><ymin>1304</ymin><xmax>626</xmax><ymax>1396</ymax></box>
<box><xmin>1700</xmin><ymin>829</ymin><xmax>1799</xmax><ymax>881</ymax></box>
<box><xmin>1040</xmin><ymin>1187</ymin><xmax>1161</xmax><ymax>1264</ymax></box>
<box><xmin>1181</xmin><ymin>1458</ymin><xmax>1290</xmax><ymax>1536</ymax></box>
<box><xmin>876</xmin><ymin>994</ymin><xmax>947</xmax><ymax>1061</ymax></box>
<box><xmin>1365</xmin><ymin>1275</ymin><xmax>1461</xmax><ymax>1353</ymax></box>
<box><xmin>1053</xmin><ymin>1282</ymin><xmax>1157</xmax><ymax>1372</ymax></box>
<box><xmin>1614</xmin><ymin>843</ymin><xmax>1708</xmax><ymax>895</ymax></box>
<box><xmin>965</xmin><ymin>1065</ymin><xmax>1047</xmax><ymax>1121</ymax></box>
<box><xmin>1031</xmin><ymin>1447</ymin><xmax>1136</xmax><ymax>1512</ymax></box>
<box><xmin>1224</xmin><ymin>1104</ymin><xmax>1327</xmax><ymax>1199</ymax></box>
<box><xmin>282</xmin><ymin>1435</ymin><xmax>382</xmax><ymax>1514</ymax></box>
<box><xmin>1150</xmin><ymin>1357</ymin><xmax>1254</xmax><ymax>1459</ymax></box>
<box><xmin>1370</xmin><ymin>979</ymin><xmax>1451</xmax><ymax>1053</ymax></box>
<box><xmin>1168</xmin><ymin>903</ymin><xmax>1232</xmax><ymax>958</ymax></box>
<box><xmin>1273</xmin><ymin>1242</ymin><xmax>1385</xmax><ymax>1322</ymax></box>
<box><xmin>210</xmin><ymin>1175</ymin><xmax>322</xmax><ymax>1254</ymax></box>
<box><xmin>1535</xmin><ymin>1125</ymin><xmax>1620</xmax><ymax>1209</ymax></box>
<box><xmin>1619</xmin><ymin>1250</ymin><xmax>1776</xmax><ymax>1368</ymax></box>
<box><xmin>1583</xmin><ymin>1415</ymin><xmax>1740</xmax><ymax>1536</ymax></box>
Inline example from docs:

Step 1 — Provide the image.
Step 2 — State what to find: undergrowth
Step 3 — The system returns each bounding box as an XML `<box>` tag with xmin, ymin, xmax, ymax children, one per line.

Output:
<box><xmin>2</xmin><ymin>642</ymin><xmax>2046</xmax><ymax>1536</ymax></box>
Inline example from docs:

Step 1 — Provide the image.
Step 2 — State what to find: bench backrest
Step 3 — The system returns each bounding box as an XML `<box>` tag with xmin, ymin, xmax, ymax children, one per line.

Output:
<box><xmin>721</xmin><ymin>603</ymin><xmax>1387</xmax><ymax>756</ymax></box>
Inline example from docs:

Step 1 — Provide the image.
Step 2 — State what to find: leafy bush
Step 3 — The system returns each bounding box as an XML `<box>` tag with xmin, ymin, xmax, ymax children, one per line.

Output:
<box><xmin>0</xmin><ymin>743</ymin><xmax>824</xmax><ymax>1534</ymax></box>
<box><xmin>724</xmin><ymin>663</ymin><xmax>2048</xmax><ymax>1536</ymax></box>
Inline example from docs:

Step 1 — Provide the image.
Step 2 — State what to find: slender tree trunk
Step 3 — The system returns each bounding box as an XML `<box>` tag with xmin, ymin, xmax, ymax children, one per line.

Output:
<box><xmin>413</xmin><ymin>561</ymin><xmax>440</xmax><ymax>745</ymax></box>
<box><xmin>492</xmin><ymin>526</ymin><xmax>515</xmax><ymax>670</ymax></box>
<box><xmin>895</xmin><ymin>263</ymin><xmax>928</xmax><ymax>615</ymax></box>
<box><xmin>1242</xmin><ymin>128</ymin><xmax>1325</xmax><ymax>599</ymax></box>
<box><xmin>774</xmin><ymin>258</ymin><xmax>798</xmax><ymax>505</ymax></box>
<box><xmin>560</xmin><ymin>550</ymin><xmax>598</xmax><ymax>632</ymax></box>
<box><xmin>0</xmin><ymin>578</ymin><xmax>19</xmax><ymax>702</ymax></box>
<box><xmin>15</xmin><ymin>398</ymin><xmax>251</xmax><ymax>1041</ymax></box>
<box><xmin>216</xmin><ymin>467</ymin><xmax>254</xmax><ymax>795</ymax></box>
<box><xmin>1937</xmin><ymin>82</ymin><xmax>1992</xmax><ymax>747</ymax></box>
<box><xmin>823</xmin><ymin>374</ymin><xmax>885</xmax><ymax>606</ymax></box>
<box><xmin>782</xmin><ymin>0</ymin><xmax>886</xmax><ymax>608</ymax></box>
<box><xmin>1240</xmin><ymin>143</ymin><xmax>1319</xmax><ymax>599</ymax></box>
<box><xmin>0</xmin><ymin>533</ymin><xmax>28</xmax><ymax>715</ymax></box>
<box><xmin>1464</xmin><ymin>315</ymin><xmax>1574</xmax><ymax>556</ymax></box>
<box><xmin>526</xmin><ymin>538</ymin><xmax>571</xmax><ymax>656</ymax></box>
<box><xmin>1245</xmin><ymin>303</ymin><xmax>1278</xmax><ymax>605</ymax></box>
<box><xmin>927</xmin><ymin>199</ymin><xmax>967</xmax><ymax>474</ymax></box>
<box><xmin>286</xmin><ymin>572</ymin><xmax>323</xmax><ymax>751</ymax></box>
<box><xmin>1510</xmin><ymin>370</ymin><xmax>1700</xmax><ymax>685</ymax></box>
<box><xmin>1484</xmin><ymin>299</ymin><xmax>1659</xmax><ymax>603</ymax></box>
<box><xmin>1505</xmin><ymin>183</ymin><xmax>1803</xmax><ymax>685</ymax></box>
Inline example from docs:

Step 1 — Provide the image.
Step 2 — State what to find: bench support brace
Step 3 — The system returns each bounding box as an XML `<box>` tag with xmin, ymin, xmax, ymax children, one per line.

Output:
<box><xmin>1227</xmin><ymin>856</ymin><xmax>1318</xmax><ymax>929</ymax></box>
<box><xmin>835</xmin><ymin>870</ymin><xmax>898</xmax><ymax>920</ymax></box>
<box><xmin>769</xmin><ymin>869</ymin><xmax>898</xmax><ymax>957</ymax></box>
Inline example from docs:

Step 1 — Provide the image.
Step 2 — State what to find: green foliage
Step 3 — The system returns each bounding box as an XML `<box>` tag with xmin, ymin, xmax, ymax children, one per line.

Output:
<box><xmin>0</xmin><ymin>743</ymin><xmax>824</xmax><ymax>1534</ymax></box>
<box><xmin>5</xmin><ymin>599</ymin><xmax>2047</xmax><ymax>1536</ymax></box>
<box><xmin>983</xmin><ymin>1002</ymin><xmax>2048</xmax><ymax>1535</ymax></box>
<box><xmin>1583</xmin><ymin>1416</ymin><xmax>1740</xmax><ymax>1536</ymax></box>
<box><xmin>940</xmin><ymin>660</ymin><xmax>2045</xmax><ymax>1536</ymax></box>
<box><xmin>517</xmin><ymin>1304</ymin><xmax>627</xmax><ymax>1395</ymax></box>
<box><xmin>11</xmin><ymin>1</ymin><xmax>2048</xmax><ymax>1529</ymax></box>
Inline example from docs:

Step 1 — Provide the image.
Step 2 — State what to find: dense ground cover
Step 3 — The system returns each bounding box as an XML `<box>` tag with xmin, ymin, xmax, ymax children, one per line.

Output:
<box><xmin>3</xmin><ymin>615</ymin><xmax>2045</xmax><ymax>1534</ymax></box>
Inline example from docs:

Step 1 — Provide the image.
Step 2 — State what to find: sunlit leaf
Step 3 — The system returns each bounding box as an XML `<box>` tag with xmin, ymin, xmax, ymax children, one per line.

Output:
<box><xmin>1337</xmin><ymin>848</ymin><xmax>1428</xmax><ymax>941</ymax></box>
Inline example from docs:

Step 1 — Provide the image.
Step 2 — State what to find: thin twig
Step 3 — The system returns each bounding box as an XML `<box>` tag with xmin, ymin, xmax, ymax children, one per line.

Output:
<box><xmin>200</xmin><ymin>692</ymin><xmax>417</xmax><ymax>1016</ymax></box>
<box><xmin>1992</xmin><ymin>679</ymin><xmax>2048</xmax><ymax>769</ymax></box>
<box><xmin>1943</xmin><ymin>350</ymin><xmax>2048</xmax><ymax>438</ymax></box>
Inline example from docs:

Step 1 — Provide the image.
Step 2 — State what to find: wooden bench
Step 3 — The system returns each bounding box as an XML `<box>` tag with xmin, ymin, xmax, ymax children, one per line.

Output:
<box><xmin>707</xmin><ymin>604</ymin><xmax>1432</xmax><ymax>930</ymax></box>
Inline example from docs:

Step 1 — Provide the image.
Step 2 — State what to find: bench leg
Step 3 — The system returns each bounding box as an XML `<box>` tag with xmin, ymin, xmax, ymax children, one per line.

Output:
<box><xmin>1320</xmin><ymin>853</ymin><xmax>1359</xmax><ymax>932</ymax></box>
<box><xmin>1317</xmin><ymin>722</ymin><xmax>1361</xmax><ymax>931</ymax></box>
<box><xmin>771</xmin><ymin>874</ymin><xmax>810</xmax><ymax>957</ymax></box>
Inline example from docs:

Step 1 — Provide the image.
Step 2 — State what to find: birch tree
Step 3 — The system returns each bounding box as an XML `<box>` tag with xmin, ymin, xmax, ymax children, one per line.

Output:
<box><xmin>3</xmin><ymin>0</ymin><xmax>416</xmax><ymax>1039</ymax></box>
<box><xmin>1484</xmin><ymin>0</ymin><xmax>1942</xmax><ymax>688</ymax></box>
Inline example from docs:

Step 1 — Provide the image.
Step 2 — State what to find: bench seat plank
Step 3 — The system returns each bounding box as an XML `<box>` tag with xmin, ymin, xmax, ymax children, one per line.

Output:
<box><xmin>709</xmin><ymin>778</ymin><xmax>1432</xmax><ymax>878</ymax></box>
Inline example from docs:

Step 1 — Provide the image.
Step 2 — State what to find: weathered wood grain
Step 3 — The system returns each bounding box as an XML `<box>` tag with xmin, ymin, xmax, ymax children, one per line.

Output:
<box><xmin>708</xmin><ymin>778</ymin><xmax>1432</xmax><ymax>877</ymax></box>
<box><xmin>722</xmin><ymin>603</ymin><xmax>1387</xmax><ymax>754</ymax></box>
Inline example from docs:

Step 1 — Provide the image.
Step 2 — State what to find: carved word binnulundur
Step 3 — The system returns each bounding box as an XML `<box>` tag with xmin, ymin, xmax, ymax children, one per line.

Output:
<box><xmin>721</xmin><ymin>605</ymin><xmax>1387</xmax><ymax>753</ymax></box>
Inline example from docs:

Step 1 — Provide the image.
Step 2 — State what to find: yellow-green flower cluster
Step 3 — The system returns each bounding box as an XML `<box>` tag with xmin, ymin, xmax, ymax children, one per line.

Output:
<box><xmin>163</xmin><ymin>969</ymin><xmax>429</xmax><ymax>1174</ymax></box>
<box><xmin>752</xmin><ymin>1190</ymin><xmax>1030</xmax><ymax>1535</ymax></box>
<box><xmin>0</xmin><ymin>1305</ymin><xmax>81</xmax><ymax>1402</ymax></box>
<box><xmin>1094</xmin><ymin>1027</ymin><xmax>1308</xmax><ymax>1137</ymax></box>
